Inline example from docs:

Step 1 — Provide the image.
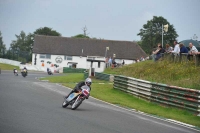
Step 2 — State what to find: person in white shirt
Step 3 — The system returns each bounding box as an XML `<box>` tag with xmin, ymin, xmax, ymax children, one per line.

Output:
<box><xmin>108</xmin><ymin>57</ymin><xmax>112</xmax><ymax>67</ymax></box>
<box><xmin>189</xmin><ymin>43</ymin><xmax>198</xmax><ymax>54</ymax></box>
<box><xmin>188</xmin><ymin>42</ymin><xmax>199</xmax><ymax>61</ymax></box>
<box><xmin>170</xmin><ymin>41</ymin><xmax>180</xmax><ymax>55</ymax></box>
<box><xmin>168</xmin><ymin>41</ymin><xmax>180</xmax><ymax>62</ymax></box>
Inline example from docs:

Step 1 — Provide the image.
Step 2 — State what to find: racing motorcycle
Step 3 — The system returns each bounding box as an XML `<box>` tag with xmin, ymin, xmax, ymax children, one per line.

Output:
<box><xmin>62</xmin><ymin>85</ymin><xmax>90</xmax><ymax>110</ymax></box>
<box><xmin>48</xmin><ymin>69</ymin><xmax>53</xmax><ymax>75</ymax></box>
<box><xmin>14</xmin><ymin>70</ymin><xmax>18</xmax><ymax>76</ymax></box>
<box><xmin>21</xmin><ymin>69</ymin><xmax>27</xmax><ymax>77</ymax></box>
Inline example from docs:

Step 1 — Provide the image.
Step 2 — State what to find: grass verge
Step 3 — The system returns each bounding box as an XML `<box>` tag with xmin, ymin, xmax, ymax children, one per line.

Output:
<box><xmin>40</xmin><ymin>73</ymin><xmax>200</xmax><ymax>127</ymax></box>
<box><xmin>104</xmin><ymin>60</ymin><xmax>200</xmax><ymax>89</ymax></box>
<box><xmin>0</xmin><ymin>63</ymin><xmax>19</xmax><ymax>70</ymax></box>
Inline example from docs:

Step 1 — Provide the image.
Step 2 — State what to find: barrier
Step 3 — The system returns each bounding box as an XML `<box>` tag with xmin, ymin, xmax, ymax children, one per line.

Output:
<box><xmin>63</xmin><ymin>67</ymin><xmax>85</xmax><ymax>73</ymax></box>
<box><xmin>95</xmin><ymin>72</ymin><xmax>110</xmax><ymax>81</ymax></box>
<box><xmin>114</xmin><ymin>75</ymin><xmax>151</xmax><ymax>100</ymax></box>
<box><xmin>84</xmin><ymin>72</ymin><xmax>89</xmax><ymax>79</ymax></box>
<box><xmin>114</xmin><ymin>75</ymin><xmax>200</xmax><ymax>116</ymax></box>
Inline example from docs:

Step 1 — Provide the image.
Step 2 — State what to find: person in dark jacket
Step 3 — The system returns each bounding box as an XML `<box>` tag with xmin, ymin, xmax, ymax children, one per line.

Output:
<box><xmin>152</xmin><ymin>45</ymin><xmax>163</xmax><ymax>61</ymax></box>
<box><xmin>65</xmin><ymin>78</ymin><xmax>92</xmax><ymax>99</ymax></box>
<box><xmin>179</xmin><ymin>43</ymin><xmax>188</xmax><ymax>54</ymax></box>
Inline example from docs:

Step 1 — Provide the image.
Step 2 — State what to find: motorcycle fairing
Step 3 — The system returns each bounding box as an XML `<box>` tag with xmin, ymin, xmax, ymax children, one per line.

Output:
<box><xmin>66</xmin><ymin>92</ymin><xmax>81</xmax><ymax>101</ymax></box>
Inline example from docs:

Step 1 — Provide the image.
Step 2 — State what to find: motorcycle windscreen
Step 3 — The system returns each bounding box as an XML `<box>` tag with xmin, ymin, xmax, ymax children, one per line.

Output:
<box><xmin>66</xmin><ymin>93</ymin><xmax>79</xmax><ymax>101</ymax></box>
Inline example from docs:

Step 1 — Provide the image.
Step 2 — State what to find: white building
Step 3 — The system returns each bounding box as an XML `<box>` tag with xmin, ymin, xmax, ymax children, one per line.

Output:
<box><xmin>32</xmin><ymin>35</ymin><xmax>147</xmax><ymax>73</ymax></box>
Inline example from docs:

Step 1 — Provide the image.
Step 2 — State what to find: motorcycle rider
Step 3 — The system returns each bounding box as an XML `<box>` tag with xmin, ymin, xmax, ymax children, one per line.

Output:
<box><xmin>65</xmin><ymin>78</ymin><xmax>92</xmax><ymax>99</ymax></box>
<box><xmin>13</xmin><ymin>68</ymin><xmax>17</xmax><ymax>75</ymax></box>
<box><xmin>22</xmin><ymin>67</ymin><xmax>28</xmax><ymax>75</ymax></box>
<box><xmin>47</xmin><ymin>67</ymin><xmax>50</xmax><ymax>74</ymax></box>
<box><xmin>47</xmin><ymin>67</ymin><xmax>52</xmax><ymax>75</ymax></box>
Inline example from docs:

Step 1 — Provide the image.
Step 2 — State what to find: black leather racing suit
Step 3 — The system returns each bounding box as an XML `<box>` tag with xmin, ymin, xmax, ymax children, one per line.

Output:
<box><xmin>66</xmin><ymin>81</ymin><xmax>91</xmax><ymax>98</ymax></box>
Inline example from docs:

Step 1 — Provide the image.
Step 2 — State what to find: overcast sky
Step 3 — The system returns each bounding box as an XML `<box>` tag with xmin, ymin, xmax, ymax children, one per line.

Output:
<box><xmin>0</xmin><ymin>0</ymin><xmax>200</xmax><ymax>49</ymax></box>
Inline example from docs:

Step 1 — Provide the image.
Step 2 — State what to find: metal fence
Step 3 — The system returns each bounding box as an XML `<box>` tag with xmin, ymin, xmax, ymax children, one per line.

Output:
<box><xmin>114</xmin><ymin>75</ymin><xmax>200</xmax><ymax>116</ymax></box>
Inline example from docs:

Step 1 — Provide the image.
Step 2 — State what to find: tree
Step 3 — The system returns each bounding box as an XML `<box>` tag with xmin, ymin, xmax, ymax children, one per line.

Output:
<box><xmin>34</xmin><ymin>27</ymin><xmax>61</xmax><ymax>36</ymax></box>
<box><xmin>10</xmin><ymin>31</ymin><xmax>31</xmax><ymax>52</ymax></box>
<box><xmin>9</xmin><ymin>31</ymin><xmax>31</xmax><ymax>62</ymax></box>
<box><xmin>137</xmin><ymin>16</ymin><xmax>178</xmax><ymax>54</ymax></box>
<box><xmin>72</xmin><ymin>26</ymin><xmax>90</xmax><ymax>39</ymax></box>
<box><xmin>72</xmin><ymin>34</ymin><xmax>90</xmax><ymax>39</ymax></box>
<box><xmin>8</xmin><ymin>27</ymin><xmax>61</xmax><ymax>62</ymax></box>
<box><xmin>82</xmin><ymin>25</ymin><xmax>89</xmax><ymax>36</ymax></box>
<box><xmin>0</xmin><ymin>31</ymin><xmax>6</xmax><ymax>58</ymax></box>
<box><xmin>31</xmin><ymin>27</ymin><xmax>61</xmax><ymax>52</ymax></box>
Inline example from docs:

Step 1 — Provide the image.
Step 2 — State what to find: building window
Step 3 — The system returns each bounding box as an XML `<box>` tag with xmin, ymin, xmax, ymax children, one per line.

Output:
<box><xmin>46</xmin><ymin>54</ymin><xmax>51</xmax><ymax>59</ymax></box>
<box><xmin>40</xmin><ymin>54</ymin><xmax>51</xmax><ymax>59</ymax></box>
<box><xmin>65</xmin><ymin>56</ymin><xmax>72</xmax><ymax>60</ymax></box>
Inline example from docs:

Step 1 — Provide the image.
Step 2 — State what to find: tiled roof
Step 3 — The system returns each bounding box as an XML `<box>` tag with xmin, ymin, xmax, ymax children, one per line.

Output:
<box><xmin>33</xmin><ymin>35</ymin><xmax>147</xmax><ymax>60</ymax></box>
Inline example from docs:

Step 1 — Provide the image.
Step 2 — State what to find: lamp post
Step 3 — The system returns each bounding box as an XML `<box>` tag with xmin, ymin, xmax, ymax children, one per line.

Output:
<box><xmin>162</xmin><ymin>24</ymin><xmax>163</xmax><ymax>47</ymax></box>
<box><xmin>162</xmin><ymin>24</ymin><xmax>168</xmax><ymax>47</ymax></box>
<box><xmin>0</xmin><ymin>36</ymin><xmax>2</xmax><ymax>57</ymax></box>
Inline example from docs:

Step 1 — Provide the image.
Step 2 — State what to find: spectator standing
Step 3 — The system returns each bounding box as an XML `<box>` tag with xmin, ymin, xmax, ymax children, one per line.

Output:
<box><xmin>112</xmin><ymin>58</ymin><xmax>116</xmax><ymax>67</ymax></box>
<box><xmin>152</xmin><ymin>43</ymin><xmax>165</xmax><ymax>61</ymax></box>
<box><xmin>170</xmin><ymin>41</ymin><xmax>180</xmax><ymax>55</ymax></box>
<box><xmin>158</xmin><ymin>43</ymin><xmax>165</xmax><ymax>54</ymax></box>
<box><xmin>179</xmin><ymin>43</ymin><xmax>188</xmax><ymax>62</ymax></box>
<box><xmin>188</xmin><ymin>42</ymin><xmax>199</xmax><ymax>61</ymax></box>
<box><xmin>108</xmin><ymin>57</ymin><xmax>112</xmax><ymax>67</ymax></box>
<box><xmin>188</xmin><ymin>43</ymin><xmax>198</xmax><ymax>54</ymax></box>
<box><xmin>165</xmin><ymin>44</ymin><xmax>173</xmax><ymax>53</ymax></box>
<box><xmin>179</xmin><ymin>43</ymin><xmax>188</xmax><ymax>54</ymax></box>
<box><xmin>169</xmin><ymin>41</ymin><xmax>180</xmax><ymax>62</ymax></box>
<box><xmin>122</xmin><ymin>60</ymin><xmax>125</xmax><ymax>65</ymax></box>
<box><xmin>140</xmin><ymin>56</ymin><xmax>145</xmax><ymax>61</ymax></box>
<box><xmin>152</xmin><ymin>45</ymin><xmax>163</xmax><ymax>61</ymax></box>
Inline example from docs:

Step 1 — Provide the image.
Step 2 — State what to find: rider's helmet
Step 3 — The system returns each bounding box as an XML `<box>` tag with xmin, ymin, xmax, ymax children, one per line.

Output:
<box><xmin>85</xmin><ymin>78</ymin><xmax>92</xmax><ymax>86</ymax></box>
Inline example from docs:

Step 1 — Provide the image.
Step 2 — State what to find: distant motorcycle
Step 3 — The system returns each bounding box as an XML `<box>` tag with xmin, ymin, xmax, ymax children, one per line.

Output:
<box><xmin>62</xmin><ymin>85</ymin><xmax>90</xmax><ymax>110</ymax></box>
<box><xmin>21</xmin><ymin>69</ymin><xmax>27</xmax><ymax>77</ymax></box>
<box><xmin>14</xmin><ymin>70</ymin><xmax>18</xmax><ymax>76</ymax></box>
<box><xmin>47</xmin><ymin>70</ymin><xmax>53</xmax><ymax>75</ymax></box>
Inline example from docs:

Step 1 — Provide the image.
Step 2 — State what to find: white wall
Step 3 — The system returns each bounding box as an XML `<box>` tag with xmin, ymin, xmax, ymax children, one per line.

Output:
<box><xmin>0</xmin><ymin>58</ymin><xmax>21</xmax><ymax>66</ymax></box>
<box><xmin>1</xmin><ymin>55</ymin><xmax>136</xmax><ymax>73</ymax></box>
<box><xmin>0</xmin><ymin>58</ymin><xmax>49</xmax><ymax>72</ymax></box>
<box><xmin>31</xmin><ymin>53</ymin><xmax>136</xmax><ymax>73</ymax></box>
<box><xmin>32</xmin><ymin>53</ymin><xmax>106</xmax><ymax>72</ymax></box>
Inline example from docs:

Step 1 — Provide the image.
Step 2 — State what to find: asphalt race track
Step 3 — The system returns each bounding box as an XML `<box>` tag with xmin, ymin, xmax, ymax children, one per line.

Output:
<box><xmin>0</xmin><ymin>70</ymin><xmax>199</xmax><ymax>133</ymax></box>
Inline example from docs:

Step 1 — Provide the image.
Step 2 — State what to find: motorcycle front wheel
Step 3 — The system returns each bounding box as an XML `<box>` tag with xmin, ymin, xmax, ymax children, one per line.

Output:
<box><xmin>71</xmin><ymin>98</ymin><xmax>83</xmax><ymax>110</ymax></box>
<box><xmin>62</xmin><ymin>100</ymin><xmax>69</xmax><ymax>108</ymax></box>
